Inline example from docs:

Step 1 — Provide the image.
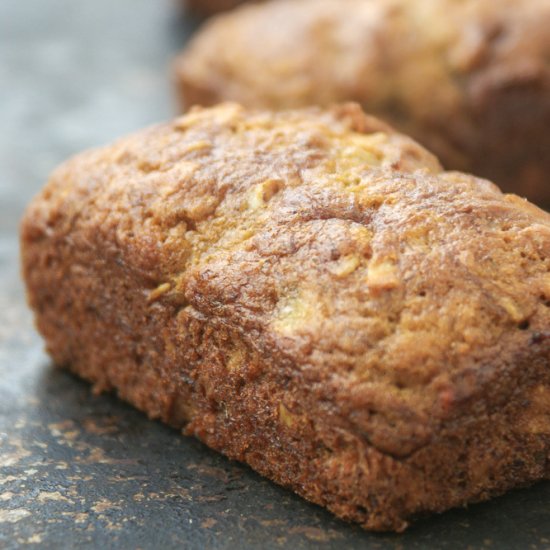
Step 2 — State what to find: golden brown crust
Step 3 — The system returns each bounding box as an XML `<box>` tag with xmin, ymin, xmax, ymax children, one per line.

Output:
<box><xmin>174</xmin><ymin>0</ymin><xmax>550</xmax><ymax>207</ymax></box>
<box><xmin>21</xmin><ymin>103</ymin><xmax>550</xmax><ymax>531</ymax></box>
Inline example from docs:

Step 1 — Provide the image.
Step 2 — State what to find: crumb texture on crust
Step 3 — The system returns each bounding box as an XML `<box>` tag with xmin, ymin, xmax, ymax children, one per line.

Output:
<box><xmin>21</xmin><ymin>103</ymin><xmax>550</xmax><ymax>531</ymax></box>
<box><xmin>175</xmin><ymin>0</ymin><xmax>550</xmax><ymax>206</ymax></box>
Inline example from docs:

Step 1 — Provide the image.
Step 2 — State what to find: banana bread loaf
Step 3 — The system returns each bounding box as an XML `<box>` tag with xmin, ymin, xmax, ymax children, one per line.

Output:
<box><xmin>21</xmin><ymin>103</ymin><xmax>550</xmax><ymax>531</ymax></box>
<box><xmin>174</xmin><ymin>0</ymin><xmax>550</xmax><ymax>207</ymax></box>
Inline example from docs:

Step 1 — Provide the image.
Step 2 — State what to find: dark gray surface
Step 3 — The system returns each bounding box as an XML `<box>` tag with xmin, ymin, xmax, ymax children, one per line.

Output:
<box><xmin>1</xmin><ymin>1</ymin><xmax>550</xmax><ymax>548</ymax></box>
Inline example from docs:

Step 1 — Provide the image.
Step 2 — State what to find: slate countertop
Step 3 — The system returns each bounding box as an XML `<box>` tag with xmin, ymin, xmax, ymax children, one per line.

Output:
<box><xmin>1</xmin><ymin>1</ymin><xmax>550</xmax><ymax>548</ymax></box>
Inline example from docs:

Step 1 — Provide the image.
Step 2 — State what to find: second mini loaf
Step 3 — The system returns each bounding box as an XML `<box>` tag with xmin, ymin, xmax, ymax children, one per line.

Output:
<box><xmin>175</xmin><ymin>0</ymin><xmax>550</xmax><ymax>206</ymax></box>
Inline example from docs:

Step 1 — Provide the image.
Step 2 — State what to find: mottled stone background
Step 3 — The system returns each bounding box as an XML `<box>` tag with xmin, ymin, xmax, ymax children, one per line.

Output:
<box><xmin>1</xmin><ymin>0</ymin><xmax>550</xmax><ymax>548</ymax></box>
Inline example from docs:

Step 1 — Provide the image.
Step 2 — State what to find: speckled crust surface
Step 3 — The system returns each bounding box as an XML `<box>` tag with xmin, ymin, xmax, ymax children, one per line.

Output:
<box><xmin>186</xmin><ymin>0</ymin><xmax>249</xmax><ymax>17</ymax></box>
<box><xmin>174</xmin><ymin>0</ymin><xmax>550</xmax><ymax>207</ymax></box>
<box><xmin>21</xmin><ymin>103</ymin><xmax>550</xmax><ymax>532</ymax></box>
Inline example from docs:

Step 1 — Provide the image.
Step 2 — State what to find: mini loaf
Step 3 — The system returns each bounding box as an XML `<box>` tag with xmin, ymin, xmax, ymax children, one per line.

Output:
<box><xmin>21</xmin><ymin>103</ymin><xmax>550</xmax><ymax>531</ymax></box>
<box><xmin>175</xmin><ymin>0</ymin><xmax>550</xmax><ymax>207</ymax></box>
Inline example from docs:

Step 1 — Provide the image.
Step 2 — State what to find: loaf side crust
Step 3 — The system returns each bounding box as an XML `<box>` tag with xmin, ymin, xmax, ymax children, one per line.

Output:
<box><xmin>21</xmin><ymin>103</ymin><xmax>550</xmax><ymax>531</ymax></box>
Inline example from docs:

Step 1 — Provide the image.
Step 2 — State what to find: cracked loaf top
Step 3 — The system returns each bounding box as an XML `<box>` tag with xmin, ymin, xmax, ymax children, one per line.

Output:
<box><xmin>27</xmin><ymin>102</ymin><xmax>550</xmax><ymax>457</ymax></box>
